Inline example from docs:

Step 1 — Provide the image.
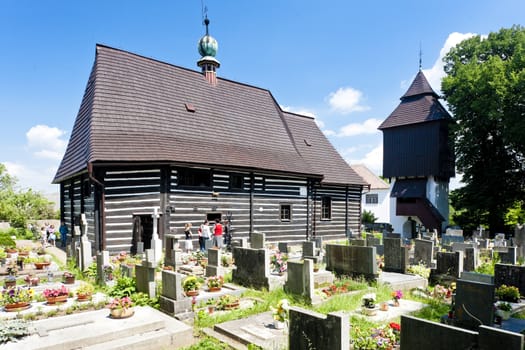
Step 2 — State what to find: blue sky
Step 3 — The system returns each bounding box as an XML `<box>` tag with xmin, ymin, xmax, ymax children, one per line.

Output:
<box><xmin>1</xmin><ymin>0</ymin><xmax>524</xmax><ymax>194</ymax></box>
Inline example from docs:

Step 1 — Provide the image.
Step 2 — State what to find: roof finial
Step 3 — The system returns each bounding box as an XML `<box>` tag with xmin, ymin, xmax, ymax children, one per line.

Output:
<box><xmin>419</xmin><ymin>42</ymin><xmax>423</xmax><ymax>71</ymax></box>
<box><xmin>201</xmin><ymin>1</ymin><xmax>209</xmax><ymax>35</ymax></box>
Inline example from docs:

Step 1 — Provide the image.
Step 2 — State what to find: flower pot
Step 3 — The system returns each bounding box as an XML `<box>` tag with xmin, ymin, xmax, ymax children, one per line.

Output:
<box><xmin>5</xmin><ymin>280</ymin><xmax>17</xmax><ymax>288</ymax></box>
<box><xmin>362</xmin><ymin>306</ymin><xmax>378</xmax><ymax>316</ymax></box>
<box><xmin>185</xmin><ymin>290</ymin><xmax>199</xmax><ymax>297</ymax></box>
<box><xmin>63</xmin><ymin>276</ymin><xmax>75</xmax><ymax>284</ymax></box>
<box><xmin>46</xmin><ymin>295</ymin><xmax>68</xmax><ymax>304</ymax></box>
<box><xmin>208</xmin><ymin>306</ymin><xmax>215</xmax><ymax>314</ymax></box>
<box><xmin>496</xmin><ymin>309</ymin><xmax>511</xmax><ymax>320</ymax></box>
<box><xmin>208</xmin><ymin>287</ymin><xmax>221</xmax><ymax>292</ymax></box>
<box><xmin>224</xmin><ymin>301</ymin><xmax>240</xmax><ymax>310</ymax></box>
<box><xmin>109</xmin><ymin>307</ymin><xmax>134</xmax><ymax>319</ymax></box>
<box><xmin>273</xmin><ymin>320</ymin><xmax>286</xmax><ymax>329</ymax></box>
<box><xmin>4</xmin><ymin>302</ymin><xmax>31</xmax><ymax>312</ymax></box>
<box><xmin>380</xmin><ymin>302</ymin><xmax>389</xmax><ymax>311</ymax></box>
<box><xmin>76</xmin><ymin>293</ymin><xmax>92</xmax><ymax>302</ymax></box>
<box><xmin>34</xmin><ymin>262</ymin><xmax>51</xmax><ymax>270</ymax></box>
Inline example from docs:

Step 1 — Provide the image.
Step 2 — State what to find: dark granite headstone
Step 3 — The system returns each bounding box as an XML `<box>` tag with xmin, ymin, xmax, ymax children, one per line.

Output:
<box><xmin>463</xmin><ymin>247</ymin><xmax>477</xmax><ymax>272</ymax></box>
<box><xmin>454</xmin><ymin>279</ymin><xmax>494</xmax><ymax>330</ymax></box>
<box><xmin>384</xmin><ymin>237</ymin><xmax>409</xmax><ymax>273</ymax></box>
<box><xmin>435</xmin><ymin>251</ymin><xmax>463</xmax><ymax>278</ymax></box>
<box><xmin>414</xmin><ymin>239</ymin><xmax>434</xmax><ymax>267</ymax></box>
<box><xmin>494</xmin><ymin>263</ymin><xmax>525</xmax><ymax>296</ymax></box>
<box><xmin>325</xmin><ymin>244</ymin><xmax>378</xmax><ymax>281</ymax></box>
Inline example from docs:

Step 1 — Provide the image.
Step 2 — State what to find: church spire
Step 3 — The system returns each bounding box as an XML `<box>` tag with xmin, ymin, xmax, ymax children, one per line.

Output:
<box><xmin>197</xmin><ymin>15</ymin><xmax>220</xmax><ymax>86</ymax></box>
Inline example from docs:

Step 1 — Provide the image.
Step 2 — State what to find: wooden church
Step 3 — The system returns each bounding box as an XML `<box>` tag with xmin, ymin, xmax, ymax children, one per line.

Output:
<box><xmin>53</xmin><ymin>19</ymin><xmax>367</xmax><ymax>253</ymax></box>
<box><xmin>378</xmin><ymin>70</ymin><xmax>455</xmax><ymax>238</ymax></box>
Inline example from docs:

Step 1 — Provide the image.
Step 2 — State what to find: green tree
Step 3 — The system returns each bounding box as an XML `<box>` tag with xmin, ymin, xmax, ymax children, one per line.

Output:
<box><xmin>442</xmin><ymin>26</ymin><xmax>525</xmax><ymax>235</ymax></box>
<box><xmin>0</xmin><ymin>163</ymin><xmax>56</xmax><ymax>230</ymax></box>
<box><xmin>361</xmin><ymin>210</ymin><xmax>377</xmax><ymax>224</ymax></box>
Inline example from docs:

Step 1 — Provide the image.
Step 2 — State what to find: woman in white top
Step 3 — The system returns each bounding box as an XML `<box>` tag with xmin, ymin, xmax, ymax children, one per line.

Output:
<box><xmin>198</xmin><ymin>220</ymin><xmax>211</xmax><ymax>252</ymax></box>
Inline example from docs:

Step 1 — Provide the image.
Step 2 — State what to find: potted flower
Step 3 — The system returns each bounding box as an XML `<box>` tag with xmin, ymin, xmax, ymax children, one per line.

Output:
<box><xmin>270</xmin><ymin>251</ymin><xmax>288</xmax><ymax>275</ymax></box>
<box><xmin>182</xmin><ymin>276</ymin><xmax>201</xmax><ymax>296</ymax></box>
<box><xmin>496</xmin><ymin>301</ymin><xmax>513</xmax><ymax>320</ymax></box>
<box><xmin>103</xmin><ymin>265</ymin><xmax>114</xmax><ymax>281</ymax></box>
<box><xmin>217</xmin><ymin>294</ymin><xmax>240</xmax><ymax>310</ymax></box>
<box><xmin>62</xmin><ymin>271</ymin><xmax>76</xmax><ymax>284</ymax></box>
<box><xmin>5</xmin><ymin>262</ymin><xmax>18</xmax><ymax>288</ymax></box>
<box><xmin>34</xmin><ymin>256</ymin><xmax>51</xmax><ymax>270</ymax></box>
<box><xmin>43</xmin><ymin>285</ymin><xmax>69</xmax><ymax>304</ymax></box>
<box><xmin>207</xmin><ymin>275</ymin><xmax>224</xmax><ymax>292</ymax></box>
<box><xmin>108</xmin><ymin>296</ymin><xmax>134</xmax><ymax>319</ymax></box>
<box><xmin>76</xmin><ymin>282</ymin><xmax>95</xmax><ymax>301</ymax></box>
<box><xmin>270</xmin><ymin>299</ymin><xmax>289</xmax><ymax>329</ymax></box>
<box><xmin>391</xmin><ymin>290</ymin><xmax>403</xmax><ymax>306</ymax></box>
<box><xmin>361</xmin><ymin>293</ymin><xmax>377</xmax><ymax>316</ymax></box>
<box><xmin>206</xmin><ymin>298</ymin><xmax>217</xmax><ymax>314</ymax></box>
<box><xmin>1</xmin><ymin>287</ymin><xmax>33</xmax><ymax>311</ymax></box>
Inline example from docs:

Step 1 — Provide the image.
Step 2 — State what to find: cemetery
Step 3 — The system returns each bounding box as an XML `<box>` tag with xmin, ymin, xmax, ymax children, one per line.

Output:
<box><xmin>0</xmin><ymin>224</ymin><xmax>524</xmax><ymax>349</ymax></box>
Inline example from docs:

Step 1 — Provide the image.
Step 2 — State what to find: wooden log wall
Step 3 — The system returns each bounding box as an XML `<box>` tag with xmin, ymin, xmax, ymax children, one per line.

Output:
<box><xmin>103</xmin><ymin>168</ymin><xmax>161</xmax><ymax>252</ymax></box>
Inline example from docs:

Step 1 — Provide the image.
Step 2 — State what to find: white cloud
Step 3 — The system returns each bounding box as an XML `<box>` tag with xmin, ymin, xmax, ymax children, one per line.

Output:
<box><xmin>4</xmin><ymin>161</ymin><xmax>59</xmax><ymax>194</ymax></box>
<box><xmin>337</xmin><ymin>118</ymin><xmax>382</xmax><ymax>137</ymax></box>
<box><xmin>26</xmin><ymin>125</ymin><xmax>68</xmax><ymax>160</ymax></box>
<box><xmin>421</xmin><ymin>32</ymin><xmax>477</xmax><ymax>93</ymax></box>
<box><xmin>350</xmin><ymin>144</ymin><xmax>383</xmax><ymax>174</ymax></box>
<box><xmin>327</xmin><ymin>87</ymin><xmax>369</xmax><ymax>114</ymax></box>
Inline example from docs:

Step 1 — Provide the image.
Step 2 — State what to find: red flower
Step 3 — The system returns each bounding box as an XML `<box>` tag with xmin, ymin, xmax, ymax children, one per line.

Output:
<box><xmin>389</xmin><ymin>322</ymin><xmax>401</xmax><ymax>331</ymax></box>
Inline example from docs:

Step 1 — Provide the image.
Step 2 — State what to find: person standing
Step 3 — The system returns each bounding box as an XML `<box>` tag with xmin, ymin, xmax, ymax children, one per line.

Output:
<box><xmin>59</xmin><ymin>221</ymin><xmax>68</xmax><ymax>248</ymax></box>
<box><xmin>48</xmin><ymin>224</ymin><xmax>56</xmax><ymax>247</ymax></box>
<box><xmin>212</xmin><ymin>218</ymin><xmax>223</xmax><ymax>249</ymax></box>
<box><xmin>40</xmin><ymin>226</ymin><xmax>48</xmax><ymax>247</ymax></box>
<box><xmin>184</xmin><ymin>223</ymin><xmax>193</xmax><ymax>253</ymax></box>
<box><xmin>198</xmin><ymin>220</ymin><xmax>211</xmax><ymax>252</ymax></box>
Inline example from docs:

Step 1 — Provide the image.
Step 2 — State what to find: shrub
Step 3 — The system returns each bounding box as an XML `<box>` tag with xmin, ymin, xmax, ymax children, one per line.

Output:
<box><xmin>496</xmin><ymin>284</ymin><xmax>520</xmax><ymax>302</ymax></box>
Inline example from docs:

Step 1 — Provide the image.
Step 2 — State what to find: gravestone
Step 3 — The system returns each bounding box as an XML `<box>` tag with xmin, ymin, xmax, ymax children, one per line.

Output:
<box><xmin>206</xmin><ymin>248</ymin><xmax>224</xmax><ymax>277</ymax></box>
<box><xmin>454</xmin><ymin>279</ymin><xmax>494</xmax><ymax>330</ymax></box>
<box><xmin>349</xmin><ymin>238</ymin><xmax>366</xmax><ymax>247</ymax></box>
<box><xmin>446</xmin><ymin>228</ymin><xmax>463</xmax><ymax>236</ymax></box>
<box><xmin>232</xmin><ymin>247</ymin><xmax>270</xmax><ymax>290</ymax></box>
<box><xmin>164</xmin><ymin>234</ymin><xmax>180</xmax><ymax>268</ymax></box>
<box><xmin>366</xmin><ymin>235</ymin><xmax>381</xmax><ymax>247</ymax></box>
<box><xmin>414</xmin><ymin>239</ymin><xmax>434</xmax><ymax>268</ymax></box>
<box><xmin>78</xmin><ymin>213</ymin><xmax>92</xmax><ymax>271</ymax></box>
<box><xmin>460</xmin><ymin>271</ymin><xmax>494</xmax><ymax>285</ymax></box>
<box><xmin>452</xmin><ymin>242</ymin><xmax>475</xmax><ymax>252</ymax></box>
<box><xmin>463</xmin><ymin>247</ymin><xmax>478</xmax><ymax>272</ymax></box>
<box><xmin>442</xmin><ymin>234</ymin><xmax>465</xmax><ymax>246</ymax></box>
<box><xmin>478</xmin><ymin>239</ymin><xmax>489</xmax><ymax>249</ymax></box>
<box><xmin>495</xmin><ymin>246</ymin><xmax>517</xmax><ymax>265</ymax></box>
<box><xmin>384</xmin><ymin>232</ymin><xmax>401</xmax><ymax>239</ymax></box>
<box><xmin>150</xmin><ymin>208</ymin><xmax>163</xmax><ymax>265</ymax></box>
<box><xmin>284</xmin><ymin>260</ymin><xmax>315</xmax><ymax>304</ymax></box>
<box><xmin>401</xmin><ymin>315</ymin><xmax>477</xmax><ymax>350</ymax></box>
<box><xmin>231</xmin><ymin>237</ymin><xmax>248</xmax><ymax>249</ymax></box>
<box><xmin>289</xmin><ymin>307</ymin><xmax>349</xmax><ymax>350</ymax></box>
<box><xmin>96</xmin><ymin>250</ymin><xmax>110</xmax><ymax>285</ymax></box>
<box><xmin>435</xmin><ymin>251</ymin><xmax>463</xmax><ymax>278</ymax></box>
<box><xmin>478</xmin><ymin>325</ymin><xmax>524</xmax><ymax>350</ymax></box>
<box><xmin>494</xmin><ymin>233</ymin><xmax>507</xmax><ymax>247</ymax></box>
<box><xmin>159</xmin><ymin>270</ymin><xmax>192</xmax><ymax>315</ymax></box>
<box><xmin>383</xmin><ymin>237</ymin><xmax>409</xmax><ymax>273</ymax></box>
<box><xmin>494</xmin><ymin>263</ymin><xmax>525</xmax><ymax>296</ymax></box>
<box><xmin>251</xmin><ymin>232</ymin><xmax>265</xmax><ymax>249</ymax></box>
<box><xmin>278</xmin><ymin>242</ymin><xmax>289</xmax><ymax>254</ymax></box>
<box><xmin>325</xmin><ymin>244</ymin><xmax>378</xmax><ymax>281</ymax></box>
<box><xmin>135</xmin><ymin>261</ymin><xmax>156</xmax><ymax>298</ymax></box>
<box><xmin>120</xmin><ymin>264</ymin><xmax>134</xmax><ymax>278</ymax></box>
<box><xmin>514</xmin><ymin>224</ymin><xmax>525</xmax><ymax>259</ymax></box>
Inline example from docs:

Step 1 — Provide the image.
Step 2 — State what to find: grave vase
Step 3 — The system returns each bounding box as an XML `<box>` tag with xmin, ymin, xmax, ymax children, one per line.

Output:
<box><xmin>393</xmin><ymin>299</ymin><xmax>400</xmax><ymax>307</ymax></box>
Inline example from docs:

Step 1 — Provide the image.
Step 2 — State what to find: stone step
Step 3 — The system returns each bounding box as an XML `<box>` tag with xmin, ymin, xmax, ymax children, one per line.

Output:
<box><xmin>1</xmin><ymin>306</ymin><xmax>193</xmax><ymax>350</ymax></box>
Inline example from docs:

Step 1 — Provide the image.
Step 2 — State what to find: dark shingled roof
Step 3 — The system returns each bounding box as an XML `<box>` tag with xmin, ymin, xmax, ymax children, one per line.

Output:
<box><xmin>54</xmin><ymin>44</ymin><xmax>364</xmax><ymax>186</ymax></box>
<box><xmin>378</xmin><ymin>71</ymin><xmax>451</xmax><ymax>130</ymax></box>
<box><xmin>283</xmin><ymin>112</ymin><xmax>367</xmax><ymax>186</ymax></box>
